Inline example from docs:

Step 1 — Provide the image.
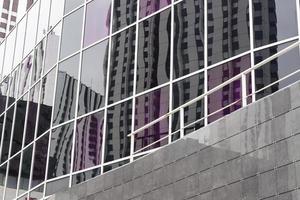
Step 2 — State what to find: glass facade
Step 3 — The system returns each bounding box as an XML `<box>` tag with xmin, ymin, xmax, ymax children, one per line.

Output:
<box><xmin>0</xmin><ymin>0</ymin><xmax>299</xmax><ymax>199</ymax></box>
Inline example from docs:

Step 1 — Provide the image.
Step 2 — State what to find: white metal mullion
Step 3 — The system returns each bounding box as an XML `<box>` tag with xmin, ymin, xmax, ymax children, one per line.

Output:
<box><xmin>204</xmin><ymin>0</ymin><xmax>208</xmax><ymax>126</ymax></box>
<box><xmin>248</xmin><ymin>0</ymin><xmax>256</xmax><ymax>102</ymax></box>
<box><xmin>100</xmin><ymin>0</ymin><xmax>114</xmax><ymax>174</ymax></box>
<box><xmin>42</xmin><ymin>0</ymin><xmax>63</xmax><ymax>197</ymax></box>
<box><xmin>130</xmin><ymin>0</ymin><xmax>140</xmax><ymax>163</ymax></box>
<box><xmin>68</xmin><ymin>0</ymin><xmax>87</xmax><ymax>188</ymax></box>
<box><xmin>168</xmin><ymin>0</ymin><xmax>174</xmax><ymax>143</ymax></box>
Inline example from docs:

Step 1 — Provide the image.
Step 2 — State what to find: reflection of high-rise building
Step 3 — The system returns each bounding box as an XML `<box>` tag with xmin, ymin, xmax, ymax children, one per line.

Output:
<box><xmin>0</xmin><ymin>0</ymin><xmax>34</xmax><ymax>41</ymax></box>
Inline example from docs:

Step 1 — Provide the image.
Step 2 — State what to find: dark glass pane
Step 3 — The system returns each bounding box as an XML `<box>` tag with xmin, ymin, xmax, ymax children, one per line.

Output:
<box><xmin>5</xmin><ymin>154</ymin><xmax>20</xmax><ymax>200</ymax></box>
<box><xmin>44</xmin><ymin>22</ymin><xmax>61</xmax><ymax>75</ymax></box>
<box><xmin>255</xmin><ymin>41</ymin><xmax>300</xmax><ymax>100</ymax></box>
<box><xmin>137</xmin><ymin>8</ymin><xmax>171</xmax><ymax>93</ymax></box>
<box><xmin>207</xmin><ymin>0</ymin><xmax>250</xmax><ymax>65</ymax></box>
<box><xmin>103</xmin><ymin>159</ymin><xmax>129</xmax><ymax>172</ymax></box>
<box><xmin>109</xmin><ymin>27</ymin><xmax>135</xmax><ymax>104</ymax></box>
<box><xmin>0</xmin><ymin>77</ymin><xmax>9</xmax><ymax>115</ymax></box>
<box><xmin>53</xmin><ymin>54</ymin><xmax>79</xmax><ymax>125</ymax></box>
<box><xmin>24</xmin><ymin>82</ymin><xmax>40</xmax><ymax>146</ymax></box>
<box><xmin>18</xmin><ymin>53</ymin><xmax>33</xmax><ymax>97</ymax></box>
<box><xmin>1</xmin><ymin>106</ymin><xmax>14</xmax><ymax>163</ymax></box>
<box><xmin>172</xmin><ymin>73</ymin><xmax>205</xmax><ymax>137</ymax></box>
<box><xmin>112</xmin><ymin>0</ymin><xmax>137</xmax><ymax>32</ymax></box>
<box><xmin>60</xmin><ymin>8</ymin><xmax>84</xmax><ymax>59</ymax></box>
<box><xmin>31</xmin><ymin>133</ymin><xmax>49</xmax><ymax>188</ymax></box>
<box><xmin>0</xmin><ymin>164</ymin><xmax>7</xmax><ymax>199</ymax></box>
<box><xmin>48</xmin><ymin>122</ymin><xmax>73</xmax><ymax>179</ymax></box>
<box><xmin>207</xmin><ymin>55</ymin><xmax>251</xmax><ymax>123</ymax></box>
<box><xmin>105</xmin><ymin>101</ymin><xmax>131</xmax><ymax>162</ymax></box>
<box><xmin>139</xmin><ymin>0</ymin><xmax>171</xmax><ymax>19</ymax></box>
<box><xmin>64</xmin><ymin>0</ymin><xmax>84</xmax><ymax>14</ymax></box>
<box><xmin>78</xmin><ymin>41</ymin><xmax>108</xmax><ymax>116</ymax></box>
<box><xmin>7</xmin><ymin>68</ymin><xmax>19</xmax><ymax>107</ymax></box>
<box><xmin>134</xmin><ymin>86</ymin><xmax>169</xmax><ymax>152</ymax></box>
<box><xmin>18</xmin><ymin>145</ymin><xmax>33</xmax><ymax>196</ymax></box>
<box><xmin>173</xmin><ymin>0</ymin><xmax>204</xmax><ymax>78</ymax></box>
<box><xmin>74</xmin><ymin>111</ymin><xmax>104</xmax><ymax>172</ymax></box>
<box><xmin>0</xmin><ymin>116</ymin><xmax>3</xmax><ymax>145</ymax></box>
<box><xmin>84</xmin><ymin>0</ymin><xmax>111</xmax><ymax>47</ymax></box>
<box><xmin>11</xmin><ymin>100</ymin><xmax>27</xmax><ymax>157</ymax></box>
<box><xmin>37</xmin><ymin>69</ymin><xmax>56</xmax><ymax>137</ymax></box>
<box><xmin>72</xmin><ymin>168</ymin><xmax>101</xmax><ymax>185</ymax></box>
<box><xmin>253</xmin><ymin>0</ymin><xmax>298</xmax><ymax>47</ymax></box>
<box><xmin>32</xmin><ymin>39</ymin><xmax>46</xmax><ymax>85</ymax></box>
<box><xmin>45</xmin><ymin>177</ymin><xmax>69</xmax><ymax>196</ymax></box>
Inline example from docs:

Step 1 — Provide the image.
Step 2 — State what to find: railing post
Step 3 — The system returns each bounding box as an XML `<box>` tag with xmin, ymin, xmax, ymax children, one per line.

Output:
<box><xmin>180</xmin><ymin>107</ymin><xmax>184</xmax><ymax>138</ymax></box>
<box><xmin>241</xmin><ymin>73</ymin><xmax>247</xmax><ymax>107</ymax></box>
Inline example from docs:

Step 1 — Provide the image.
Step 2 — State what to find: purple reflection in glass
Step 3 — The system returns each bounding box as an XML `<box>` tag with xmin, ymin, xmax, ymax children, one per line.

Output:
<box><xmin>208</xmin><ymin>55</ymin><xmax>251</xmax><ymax>123</ymax></box>
<box><xmin>84</xmin><ymin>0</ymin><xmax>111</xmax><ymax>47</ymax></box>
<box><xmin>134</xmin><ymin>86</ymin><xmax>169</xmax><ymax>151</ymax></box>
<box><xmin>73</xmin><ymin>112</ymin><xmax>104</xmax><ymax>172</ymax></box>
<box><xmin>139</xmin><ymin>0</ymin><xmax>171</xmax><ymax>18</ymax></box>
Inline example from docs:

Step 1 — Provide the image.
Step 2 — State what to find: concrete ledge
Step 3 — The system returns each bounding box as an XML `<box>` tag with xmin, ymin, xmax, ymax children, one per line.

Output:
<box><xmin>54</xmin><ymin>81</ymin><xmax>300</xmax><ymax>200</ymax></box>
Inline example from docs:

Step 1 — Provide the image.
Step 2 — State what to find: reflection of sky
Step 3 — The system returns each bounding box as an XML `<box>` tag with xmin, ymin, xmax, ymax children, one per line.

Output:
<box><xmin>275</xmin><ymin>0</ymin><xmax>298</xmax><ymax>40</ymax></box>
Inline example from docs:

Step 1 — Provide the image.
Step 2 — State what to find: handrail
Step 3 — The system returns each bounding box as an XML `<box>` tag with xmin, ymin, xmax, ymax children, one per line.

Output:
<box><xmin>128</xmin><ymin>41</ymin><xmax>300</xmax><ymax>137</ymax></box>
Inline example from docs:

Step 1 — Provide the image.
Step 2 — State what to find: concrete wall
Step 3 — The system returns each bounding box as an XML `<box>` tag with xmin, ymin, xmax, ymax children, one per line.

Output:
<box><xmin>54</xmin><ymin>81</ymin><xmax>300</xmax><ymax>200</ymax></box>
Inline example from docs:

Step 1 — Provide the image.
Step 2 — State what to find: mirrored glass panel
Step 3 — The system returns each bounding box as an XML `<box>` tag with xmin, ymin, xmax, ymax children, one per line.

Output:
<box><xmin>24</xmin><ymin>1</ymin><xmax>39</xmax><ymax>56</ymax></box>
<box><xmin>139</xmin><ymin>0</ymin><xmax>171</xmax><ymax>19</ymax></box>
<box><xmin>18</xmin><ymin>145</ymin><xmax>33</xmax><ymax>196</ymax></box>
<box><xmin>207</xmin><ymin>0</ymin><xmax>250</xmax><ymax>65</ymax></box>
<box><xmin>174</xmin><ymin>0</ymin><xmax>204</xmax><ymax>78</ymax></box>
<box><xmin>72</xmin><ymin>168</ymin><xmax>101</xmax><ymax>185</ymax></box>
<box><xmin>78</xmin><ymin>41</ymin><xmax>108</xmax><ymax>116</ymax></box>
<box><xmin>253</xmin><ymin>0</ymin><xmax>298</xmax><ymax>47</ymax></box>
<box><xmin>14</xmin><ymin>16</ymin><xmax>26</xmax><ymax>67</ymax></box>
<box><xmin>24</xmin><ymin>82</ymin><xmax>40</xmax><ymax>146</ymax></box>
<box><xmin>10</xmin><ymin>99</ymin><xmax>27</xmax><ymax>157</ymax></box>
<box><xmin>0</xmin><ymin>164</ymin><xmax>7</xmax><ymax>199</ymax></box>
<box><xmin>53</xmin><ymin>54</ymin><xmax>79</xmax><ymax>125</ymax></box>
<box><xmin>134</xmin><ymin>86</ymin><xmax>169</xmax><ymax>152</ymax></box>
<box><xmin>74</xmin><ymin>111</ymin><xmax>104</xmax><ymax>172</ymax></box>
<box><xmin>0</xmin><ymin>43</ymin><xmax>5</xmax><ymax>80</ymax></box>
<box><xmin>31</xmin><ymin>132</ymin><xmax>49</xmax><ymax>188</ymax></box>
<box><xmin>32</xmin><ymin>39</ymin><xmax>46</xmax><ymax>84</ymax></box>
<box><xmin>84</xmin><ymin>0</ymin><xmax>111</xmax><ymax>47</ymax></box>
<box><xmin>37</xmin><ymin>0</ymin><xmax>51</xmax><ymax>42</ymax></box>
<box><xmin>29</xmin><ymin>185</ymin><xmax>43</xmax><ymax>199</ymax></box>
<box><xmin>3</xmin><ymin>29</ymin><xmax>16</xmax><ymax>78</ymax></box>
<box><xmin>104</xmin><ymin>100</ymin><xmax>132</xmax><ymax>162</ymax></box>
<box><xmin>109</xmin><ymin>27</ymin><xmax>135</xmax><ymax>104</ymax></box>
<box><xmin>112</xmin><ymin>0</ymin><xmax>137</xmax><ymax>32</ymax></box>
<box><xmin>60</xmin><ymin>8</ymin><xmax>84</xmax><ymax>59</ymax></box>
<box><xmin>207</xmin><ymin>54</ymin><xmax>251</xmax><ymax>123</ymax></box>
<box><xmin>49</xmin><ymin>0</ymin><xmax>65</xmax><ymax>28</ymax></box>
<box><xmin>0</xmin><ymin>77</ymin><xmax>9</xmax><ymax>114</ymax></box>
<box><xmin>5</xmin><ymin>154</ymin><xmax>20</xmax><ymax>200</ymax></box>
<box><xmin>255</xmin><ymin>41</ymin><xmax>300</xmax><ymax>100</ymax></box>
<box><xmin>137</xmin><ymin>8</ymin><xmax>171</xmax><ymax>93</ymax></box>
<box><xmin>37</xmin><ymin>69</ymin><xmax>56</xmax><ymax>137</ymax></box>
<box><xmin>48</xmin><ymin>122</ymin><xmax>73</xmax><ymax>179</ymax></box>
<box><xmin>44</xmin><ymin>22</ymin><xmax>61</xmax><ymax>75</ymax></box>
<box><xmin>172</xmin><ymin>73</ymin><xmax>205</xmax><ymax>136</ymax></box>
<box><xmin>64</xmin><ymin>0</ymin><xmax>84</xmax><ymax>14</ymax></box>
<box><xmin>18</xmin><ymin>52</ymin><xmax>33</xmax><ymax>97</ymax></box>
<box><xmin>7</xmin><ymin>67</ymin><xmax>19</xmax><ymax>106</ymax></box>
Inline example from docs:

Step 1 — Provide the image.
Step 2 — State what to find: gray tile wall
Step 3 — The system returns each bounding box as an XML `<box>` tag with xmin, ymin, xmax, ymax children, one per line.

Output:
<box><xmin>54</xmin><ymin>81</ymin><xmax>300</xmax><ymax>200</ymax></box>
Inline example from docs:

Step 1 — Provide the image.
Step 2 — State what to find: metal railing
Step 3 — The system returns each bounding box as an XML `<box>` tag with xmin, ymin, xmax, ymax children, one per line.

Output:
<box><xmin>128</xmin><ymin>41</ymin><xmax>300</xmax><ymax>154</ymax></box>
